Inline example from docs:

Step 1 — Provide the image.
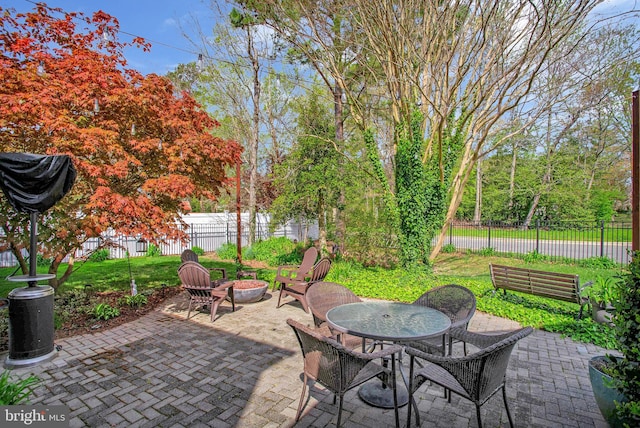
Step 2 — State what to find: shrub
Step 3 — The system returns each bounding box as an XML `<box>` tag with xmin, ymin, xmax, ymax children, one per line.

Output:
<box><xmin>523</xmin><ymin>250</ymin><xmax>550</xmax><ymax>263</ymax></box>
<box><xmin>609</xmin><ymin>251</ymin><xmax>640</xmax><ymax>423</ymax></box>
<box><xmin>578</xmin><ymin>256</ymin><xmax>617</xmax><ymax>270</ymax></box>
<box><xmin>248</xmin><ymin>237</ymin><xmax>298</xmax><ymax>265</ymax></box>
<box><xmin>0</xmin><ymin>371</ymin><xmax>40</xmax><ymax>405</ymax></box>
<box><xmin>216</xmin><ymin>243</ymin><xmax>239</xmax><ymax>260</ymax></box>
<box><xmin>121</xmin><ymin>294</ymin><xmax>148</xmax><ymax>308</ymax></box>
<box><xmin>478</xmin><ymin>247</ymin><xmax>495</xmax><ymax>256</ymax></box>
<box><xmin>88</xmin><ymin>248</ymin><xmax>110</xmax><ymax>262</ymax></box>
<box><xmin>146</xmin><ymin>244</ymin><xmax>161</xmax><ymax>257</ymax></box>
<box><xmin>441</xmin><ymin>244</ymin><xmax>456</xmax><ymax>253</ymax></box>
<box><xmin>191</xmin><ymin>246</ymin><xmax>205</xmax><ymax>256</ymax></box>
<box><xmin>36</xmin><ymin>253</ymin><xmax>51</xmax><ymax>267</ymax></box>
<box><xmin>92</xmin><ymin>303</ymin><xmax>120</xmax><ymax>320</ymax></box>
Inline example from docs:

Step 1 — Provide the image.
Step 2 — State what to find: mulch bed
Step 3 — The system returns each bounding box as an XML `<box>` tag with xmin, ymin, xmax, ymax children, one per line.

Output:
<box><xmin>0</xmin><ymin>286</ymin><xmax>184</xmax><ymax>353</ymax></box>
<box><xmin>55</xmin><ymin>286</ymin><xmax>183</xmax><ymax>339</ymax></box>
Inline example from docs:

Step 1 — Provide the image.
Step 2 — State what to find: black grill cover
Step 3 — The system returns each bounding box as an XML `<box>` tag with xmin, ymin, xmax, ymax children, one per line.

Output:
<box><xmin>0</xmin><ymin>153</ymin><xmax>76</xmax><ymax>213</ymax></box>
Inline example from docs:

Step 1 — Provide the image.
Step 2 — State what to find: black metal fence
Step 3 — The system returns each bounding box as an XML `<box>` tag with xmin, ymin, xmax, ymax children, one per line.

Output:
<box><xmin>0</xmin><ymin>219</ymin><xmax>305</xmax><ymax>267</ymax></box>
<box><xmin>445</xmin><ymin>220</ymin><xmax>632</xmax><ymax>265</ymax></box>
<box><xmin>1</xmin><ymin>218</ymin><xmax>633</xmax><ymax>267</ymax></box>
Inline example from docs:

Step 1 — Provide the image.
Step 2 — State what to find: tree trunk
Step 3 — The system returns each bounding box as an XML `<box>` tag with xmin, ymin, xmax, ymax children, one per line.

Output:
<box><xmin>430</xmin><ymin>151</ymin><xmax>476</xmax><ymax>260</ymax></box>
<box><xmin>334</xmin><ymin>83</ymin><xmax>346</xmax><ymax>254</ymax></box>
<box><xmin>508</xmin><ymin>142</ymin><xmax>518</xmax><ymax>217</ymax></box>
<box><xmin>473</xmin><ymin>158</ymin><xmax>482</xmax><ymax>224</ymax></box>
<box><xmin>317</xmin><ymin>189</ymin><xmax>327</xmax><ymax>255</ymax></box>
<box><xmin>523</xmin><ymin>192</ymin><xmax>541</xmax><ymax>228</ymax></box>
<box><xmin>247</xmin><ymin>26</ymin><xmax>260</xmax><ymax>246</ymax></box>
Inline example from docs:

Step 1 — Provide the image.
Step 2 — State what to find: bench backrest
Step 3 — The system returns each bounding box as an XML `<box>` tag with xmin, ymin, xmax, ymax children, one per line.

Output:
<box><xmin>490</xmin><ymin>264</ymin><xmax>581</xmax><ymax>304</ymax></box>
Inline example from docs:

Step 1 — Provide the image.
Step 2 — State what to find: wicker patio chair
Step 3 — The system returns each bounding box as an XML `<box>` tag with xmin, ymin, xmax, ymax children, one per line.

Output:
<box><xmin>408</xmin><ymin>284</ymin><xmax>477</xmax><ymax>356</ymax></box>
<box><xmin>306</xmin><ymin>281</ymin><xmax>366</xmax><ymax>350</ymax></box>
<box><xmin>287</xmin><ymin>318</ymin><xmax>402</xmax><ymax>427</ymax></box>
<box><xmin>177</xmin><ymin>261</ymin><xmax>235</xmax><ymax>322</ymax></box>
<box><xmin>272</xmin><ymin>246</ymin><xmax>318</xmax><ymax>291</ymax></box>
<box><xmin>406</xmin><ymin>326</ymin><xmax>533</xmax><ymax>428</ymax></box>
<box><xmin>277</xmin><ymin>257</ymin><xmax>331</xmax><ymax>312</ymax></box>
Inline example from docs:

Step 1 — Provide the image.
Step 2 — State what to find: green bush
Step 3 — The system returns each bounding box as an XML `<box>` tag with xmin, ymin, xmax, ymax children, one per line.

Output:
<box><xmin>0</xmin><ymin>371</ymin><xmax>40</xmax><ymax>405</ymax></box>
<box><xmin>36</xmin><ymin>253</ymin><xmax>51</xmax><ymax>267</ymax></box>
<box><xmin>191</xmin><ymin>246</ymin><xmax>205</xmax><ymax>256</ymax></box>
<box><xmin>477</xmin><ymin>247</ymin><xmax>495</xmax><ymax>256</ymax></box>
<box><xmin>578</xmin><ymin>256</ymin><xmax>617</xmax><ymax>270</ymax></box>
<box><xmin>92</xmin><ymin>303</ymin><xmax>120</xmax><ymax>320</ymax></box>
<box><xmin>88</xmin><ymin>248</ymin><xmax>110</xmax><ymax>262</ymax></box>
<box><xmin>247</xmin><ymin>237</ymin><xmax>299</xmax><ymax>265</ymax></box>
<box><xmin>146</xmin><ymin>244</ymin><xmax>162</xmax><ymax>257</ymax></box>
<box><xmin>216</xmin><ymin>243</ymin><xmax>239</xmax><ymax>260</ymax></box>
<box><xmin>610</xmin><ymin>251</ymin><xmax>640</xmax><ymax>423</ymax></box>
<box><xmin>121</xmin><ymin>294</ymin><xmax>148</xmax><ymax>308</ymax></box>
<box><xmin>218</xmin><ymin>237</ymin><xmax>301</xmax><ymax>266</ymax></box>
<box><xmin>441</xmin><ymin>244</ymin><xmax>456</xmax><ymax>253</ymax></box>
<box><xmin>523</xmin><ymin>250</ymin><xmax>550</xmax><ymax>263</ymax></box>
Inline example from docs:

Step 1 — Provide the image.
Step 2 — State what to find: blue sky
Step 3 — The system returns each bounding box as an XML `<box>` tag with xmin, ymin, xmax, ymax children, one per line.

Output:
<box><xmin>3</xmin><ymin>0</ymin><xmax>638</xmax><ymax>77</ymax></box>
<box><xmin>4</xmin><ymin>0</ymin><xmax>222</xmax><ymax>75</ymax></box>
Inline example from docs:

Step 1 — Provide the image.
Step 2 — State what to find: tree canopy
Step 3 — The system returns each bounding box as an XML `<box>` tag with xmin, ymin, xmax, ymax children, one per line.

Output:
<box><xmin>0</xmin><ymin>4</ymin><xmax>241</xmax><ymax>288</ymax></box>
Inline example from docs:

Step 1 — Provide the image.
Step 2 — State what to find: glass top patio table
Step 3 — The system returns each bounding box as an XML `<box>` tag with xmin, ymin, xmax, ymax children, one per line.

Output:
<box><xmin>326</xmin><ymin>301</ymin><xmax>451</xmax><ymax>343</ymax></box>
<box><xmin>326</xmin><ymin>301</ymin><xmax>451</xmax><ymax>409</ymax></box>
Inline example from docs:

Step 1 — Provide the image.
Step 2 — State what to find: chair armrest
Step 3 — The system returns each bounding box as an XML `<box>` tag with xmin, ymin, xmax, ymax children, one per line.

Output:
<box><xmin>579</xmin><ymin>280</ymin><xmax>594</xmax><ymax>294</ymax></box>
<box><xmin>212</xmin><ymin>280</ymin><xmax>233</xmax><ymax>291</ymax></box>
<box><xmin>276</xmin><ymin>265</ymin><xmax>300</xmax><ymax>278</ymax></box>
<box><xmin>343</xmin><ymin>343</ymin><xmax>403</xmax><ymax>362</ymax></box>
<box><xmin>405</xmin><ymin>345</ymin><xmax>460</xmax><ymax>365</ymax></box>
<box><xmin>447</xmin><ymin>327</ymin><xmax>514</xmax><ymax>349</ymax></box>
<box><xmin>208</xmin><ymin>267</ymin><xmax>227</xmax><ymax>280</ymax></box>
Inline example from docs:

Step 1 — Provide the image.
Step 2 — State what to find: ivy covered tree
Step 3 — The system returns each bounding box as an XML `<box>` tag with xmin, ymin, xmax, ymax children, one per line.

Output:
<box><xmin>0</xmin><ymin>4</ymin><xmax>241</xmax><ymax>289</ymax></box>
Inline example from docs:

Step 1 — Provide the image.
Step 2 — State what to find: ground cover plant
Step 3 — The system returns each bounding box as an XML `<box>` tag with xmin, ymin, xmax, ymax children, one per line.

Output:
<box><xmin>0</xmin><ymin>243</ymin><xmax>622</xmax><ymax>351</ymax></box>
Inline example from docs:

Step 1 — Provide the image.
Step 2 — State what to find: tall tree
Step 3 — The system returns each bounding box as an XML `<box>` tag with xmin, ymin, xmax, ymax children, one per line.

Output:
<box><xmin>251</xmin><ymin>0</ymin><xmax>608</xmax><ymax>266</ymax></box>
<box><xmin>239</xmin><ymin>0</ymin><xmax>373</xmax><ymax>252</ymax></box>
<box><xmin>229</xmin><ymin>6</ymin><xmax>261</xmax><ymax>246</ymax></box>
<box><xmin>270</xmin><ymin>85</ymin><xmax>341</xmax><ymax>249</ymax></box>
<box><xmin>0</xmin><ymin>4</ymin><xmax>241</xmax><ymax>289</ymax></box>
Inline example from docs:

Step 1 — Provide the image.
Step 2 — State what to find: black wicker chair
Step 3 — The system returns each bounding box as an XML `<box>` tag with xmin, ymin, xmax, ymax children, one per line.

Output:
<box><xmin>287</xmin><ymin>318</ymin><xmax>401</xmax><ymax>427</ymax></box>
<box><xmin>407</xmin><ymin>284</ymin><xmax>477</xmax><ymax>356</ymax></box>
<box><xmin>306</xmin><ymin>282</ymin><xmax>365</xmax><ymax>350</ymax></box>
<box><xmin>406</xmin><ymin>326</ymin><xmax>533</xmax><ymax>428</ymax></box>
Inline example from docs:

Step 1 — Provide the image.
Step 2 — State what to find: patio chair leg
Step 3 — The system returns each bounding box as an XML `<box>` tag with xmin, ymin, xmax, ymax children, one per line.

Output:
<box><xmin>295</xmin><ymin>375</ymin><xmax>308</xmax><ymax>423</ymax></box>
<box><xmin>475</xmin><ymin>404</ymin><xmax>483</xmax><ymax>428</ymax></box>
<box><xmin>228</xmin><ymin>289</ymin><xmax>235</xmax><ymax>312</ymax></box>
<box><xmin>502</xmin><ymin>385</ymin><xmax>514</xmax><ymax>428</ymax></box>
<box><xmin>391</xmin><ymin>355</ymin><xmax>399</xmax><ymax>428</ymax></box>
<box><xmin>407</xmin><ymin>355</ymin><xmax>421</xmax><ymax>427</ymax></box>
<box><xmin>186</xmin><ymin>300</ymin><xmax>193</xmax><ymax>320</ymax></box>
<box><xmin>210</xmin><ymin>301</ymin><xmax>221</xmax><ymax>322</ymax></box>
<box><xmin>337</xmin><ymin>396</ymin><xmax>344</xmax><ymax>427</ymax></box>
<box><xmin>276</xmin><ymin>285</ymin><xmax>285</xmax><ymax>308</ymax></box>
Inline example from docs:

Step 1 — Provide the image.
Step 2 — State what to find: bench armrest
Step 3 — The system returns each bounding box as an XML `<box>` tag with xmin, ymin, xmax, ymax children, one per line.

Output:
<box><xmin>579</xmin><ymin>280</ymin><xmax>594</xmax><ymax>294</ymax></box>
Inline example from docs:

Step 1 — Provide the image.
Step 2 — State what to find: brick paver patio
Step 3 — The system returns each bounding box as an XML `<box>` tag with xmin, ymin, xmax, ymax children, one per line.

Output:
<box><xmin>7</xmin><ymin>290</ymin><xmax>611</xmax><ymax>427</ymax></box>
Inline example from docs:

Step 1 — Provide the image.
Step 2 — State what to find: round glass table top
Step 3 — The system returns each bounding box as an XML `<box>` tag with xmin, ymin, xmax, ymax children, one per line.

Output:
<box><xmin>326</xmin><ymin>301</ymin><xmax>451</xmax><ymax>342</ymax></box>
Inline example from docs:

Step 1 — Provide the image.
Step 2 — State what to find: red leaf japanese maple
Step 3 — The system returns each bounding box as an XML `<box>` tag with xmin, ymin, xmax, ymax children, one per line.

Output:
<box><xmin>0</xmin><ymin>4</ymin><xmax>242</xmax><ymax>289</ymax></box>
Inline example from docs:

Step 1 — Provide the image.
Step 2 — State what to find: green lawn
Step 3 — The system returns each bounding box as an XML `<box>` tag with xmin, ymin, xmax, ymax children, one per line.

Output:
<box><xmin>0</xmin><ymin>251</ymin><xmax>622</xmax><ymax>350</ymax></box>
<box><xmin>449</xmin><ymin>224</ymin><xmax>632</xmax><ymax>242</ymax></box>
